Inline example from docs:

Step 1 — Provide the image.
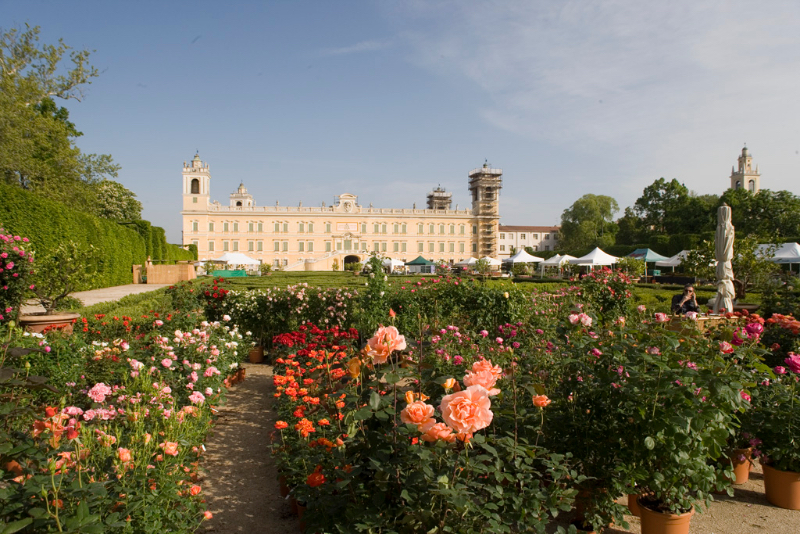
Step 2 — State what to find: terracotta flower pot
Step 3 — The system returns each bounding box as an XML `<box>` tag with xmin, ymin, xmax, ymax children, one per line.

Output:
<box><xmin>279</xmin><ymin>475</ymin><xmax>290</xmax><ymax>498</ymax></box>
<box><xmin>248</xmin><ymin>346</ymin><xmax>264</xmax><ymax>364</ymax></box>
<box><xmin>638</xmin><ymin>498</ymin><xmax>695</xmax><ymax>534</ymax></box>
<box><xmin>297</xmin><ymin>503</ymin><xmax>307</xmax><ymax>531</ymax></box>
<box><xmin>627</xmin><ymin>494</ymin><xmax>642</xmax><ymax>517</ymax></box>
<box><xmin>18</xmin><ymin>312</ymin><xmax>80</xmax><ymax>335</ymax></box>
<box><xmin>762</xmin><ymin>463</ymin><xmax>800</xmax><ymax>510</ymax></box>
<box><xmin>727</xmin><ymin>447</ymin><xmax>753</xmax><ymax>485</ymax></box>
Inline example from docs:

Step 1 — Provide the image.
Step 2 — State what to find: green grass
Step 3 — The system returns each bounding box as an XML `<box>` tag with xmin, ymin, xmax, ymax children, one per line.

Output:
<box><xmin>79</xmin><ymin>287</ymin><xmax>174</xmax><ymax>318</ymax></box>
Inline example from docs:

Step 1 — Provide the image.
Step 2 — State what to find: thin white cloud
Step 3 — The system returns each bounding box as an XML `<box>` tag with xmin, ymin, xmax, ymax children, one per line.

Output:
<box><xmin>319</xmin><ymin>39</ymin><xmax>391</xmax><ymax>56</ymax></box>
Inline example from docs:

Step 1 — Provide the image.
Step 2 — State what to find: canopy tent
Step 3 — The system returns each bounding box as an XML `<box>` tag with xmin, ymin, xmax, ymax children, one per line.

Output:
<box><xmin>758</xmin><ymin>243</ymin><xmax>800</xmax><ymax>264</ymax></box>
<box><xmin>211</xmin><ymin>252</ymin><xmax>260</xmax><ymax>266</ymax></box>
<box><xmin>405</xmin><ymin>256</ymin><xmax>436</xmax><ymax>274</ymax></box>
<box><xmin>382</xmin><ymin>258</ymin><xmax>406</xmax><ymax>269</ymax></box>
<box><xmin>655</xmin><ymin>250</ymin><xmax>689</xmax><ymax>270</ymax></box>
<box><xmin>479</xmin><ymin>256</ymin><xmax>502</xmax><ymax>266</ymax></box>
<box><xmin>627</xmin><ymin>248</ymin><xmax>670</xmax><ymax>263</ymax></box>
<box><xmin>454</xmin><ymin>257</ymin><xmax>478</xmax><ymax>267</ymax></box>
<box><xmin>568</xmin><ymin>248</ymin><xmax>619</xmax><ymax>266</ymax></box>
<box><xmin>538</xmin><ymin>254</ymin><xmax>576</xmax><ymax>276</ymax></box>
<box><xmin>502</xmin><ymin>249</ymin><xmax>544</xmax><ymax>264</ymax></box>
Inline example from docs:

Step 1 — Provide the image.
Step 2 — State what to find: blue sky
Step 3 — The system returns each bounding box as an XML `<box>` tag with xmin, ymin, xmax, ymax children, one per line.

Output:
<box><xmin>5</xmin><ymin>1</ymin><xmax>800</xmax><ymax>243</ymax></box>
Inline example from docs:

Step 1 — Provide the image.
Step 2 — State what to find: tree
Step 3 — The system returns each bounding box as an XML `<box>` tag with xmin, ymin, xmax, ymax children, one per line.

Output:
<box><xmin>615</xmin><ymin>207</ymin><xmax>646</xmax><ymax>245</ymax></box>
<box><xmin>681</xmin><ymin>240</ymin><xmax>715</xmax><ymax>280</ymax></box>
<box><xmin>720</xmin><ymin>188</ymin><xmax>800</xmax><ymax>239</ymax></box>
<box><xmin>633</xmin><ymin>178</ymin><xmax>691</xmax><ymax>236</ymax></box>
<box><xmin>95</xmin><ymin>180</ymin><xmax>143</xmax><ymax>221</ymax></box>
<box><xmin>732</xmin><ymin>235</ymin><xmax>780</xmax><ymax>299</ymax></box>
<box><xmin>0</xmin><ymin>25</ymin><xmax>117</xmax><ymax>209</ymax></box>
<box><xmin>558</xmin><ymin>194</ymin><xmax>619</xmax><ymax>251</ymax></box>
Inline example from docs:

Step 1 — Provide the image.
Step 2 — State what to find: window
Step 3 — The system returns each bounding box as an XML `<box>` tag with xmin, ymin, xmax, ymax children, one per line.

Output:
<box><xmin>418</xmin><ymin>242</ymin><xmax>424</xmax><ymax>252</ymax></box>
<box><xmin>326</xmin><ymin>242</ymin><xmax>331</xmax><ymax>252</ymax></box>
<box><xmin>192</xmin><ymin>240</ymin><xmax>199</xmax><ymax>247</ymax></box>
<box><xmin>401</xmin><ymin>243</ymin><xmax>407</xmax><ymax>252</ymax></box>
<box><xmin>381</xmin><ymin>223</ymin><xmax>387</xmax><ymax>234</ymax></box>
<box><xmin>283</xmin><ymin>223</ymin><xmax>288</xmax><ymax>233</ymax></box>
<box><xmin>249</xmin><ymin>222</ymin><xmax>254</xmax><ymax>232</ymax></box>
<box><xmin>749</xmin><ymin>180</ymin><xmax>756</xmax><ymax>192</ymax></box>
<box><xmin>258</xmin><ymin>222</ymin><xmax>263</xmax><ymax>233</ymax></box>
<box><xmin>449</xmin><ymin>224</ymin><xmax>455</xmax><ymax>235</ymax></box>
<box><xmin>545</xmin><ymin>234</ymin><xmax>550</xmax><ymax>240</ymax></box>
<box><xmin>439</xmin><ymin>224</ymin><xmax>445</xmax><ymax>234</ymax></box>
<box><xmin>274</xmin><ymin>259</ymin><xmax>280</xmax><ymax>268</ymax></box>
<box><xmin>381</xmin><ymin>243</ymin><xmax>387</xmax><ymax>252</ymax></box>
<box><xmin>193</xmin><ymin>197</ymin><xmax>197</xmax><ymax>204</ymax></box>
<box><xmin>532</xmin><ymin>233</ymin><xmax>538</xmax><ymax>240</ymax></box>
<box><xmin>393</xmin><ymin>223</ymin><xmax>399</xmax><ymax>234</ymax></box>
<box><xmin>208</xmin><ymin>241</ymin><xmax>215</xmax><ymax>252</ymax></box>
<box><xmin>257</xmin><ymin>241</ymin><xmax>263</xmax><ymax>251</ymax></box>
<box><xmin>337</xmin><ymin>242</ymin><xmax>342</xmax><ymax>251</ymax></box>
<box><xmin>429</xmin><ymin>242</ymin><xmax>434</xmax><ymax>253</ymax></box>
<box><xmin>298</xmin><ymin>222</ymin><xmax>304</xmax><ymax>233</ymax></box>
<box><xmin>374</xmin><ymin>242</ymin><xmax>380</xmax><ymax>252</ymax></box>
<box><xmin>373</xmin><ymin>223</ymin><xmax>380</xmax><ymax>234</ymax></box>
<box><xmin>459</xmin><ymin>243</ymin><xmax>464</xmax><ymax>253</ymax></box>
<box><xmin>472</xmin><ymin>225</ymin><xmax>477</xmax><ymax>235</ymax></box>
<box><xmin>534</xmin><ymin>245</ymin><xmax>539</xmax><ymax>251</ymax></box>
<box><xmin>418</xmin><ymin>223</ymin><xmax>424</xmax><ymax>234</ymax></box>
<box><xmin>274</xmin><ymin>222</ymin><xmax>280</xmax><ymax>233</ymax></box>
<box><xmin>459</xmin><ymin>225</ymin><xmax>465</xmax><ymax>235</ymax></box>
<box><xmin>223</xmin><ymin>222</ymin><xmax>229</xmax><ymax>232</ymax></box>
<box><xmin>308</xmin><ymin>222</ymin><xmax>314</xmax><ymax>233</ymax></box>
<box><xmin>361</xmin><ymin>243</ymin><xmax>367</xmax><ymax>251</ymax></box>
<box><xmin>361</xmin><ymin>223</ymin><xmax>367</xmax><ymax>234</ymax></box>
<box><xmin>308</xmin><ymin>242</ymin><xmax>314</xmax><ymax>252</ymax></box>
<box><xmin>191</xmin><ymin>179</ymin><xmax>200</xmax><ymax>194</ymax></box>
<box><xmin>472</xmin><ymin>243</ymin><xmax>477</xmax><ymax>252</ymax></box>
<box><xmin>283</xmin><ymin>259</ymin><xmax>288</xmax><ymax>267</ymax></box>
<box><xmin>223</xmin><ymin>241</ymin><xmax>229</xmax><ymax>251</ymax></box>
<box><xmin>233</xmin><ymin>222</ymin><xmax>238</xmax><ymax>232</ymax></box>
<box><xmin>439</xmin><ymin>243</ymin><xmax>445</xmax><ymax>252</ymax></box>
<box><xmin>236</xmin><ymin>201</ymin><xmax>242</xmax><ymax>207</ymax></box>
<box><xmin>299</xmin><ymin>242</ymin><xmax>305</xmax><ymax>252</ymax></box>
<box><xmin>325</xmin><ymin>222</ymin><xmax>331</xmax><ymax>233</ymax></box>
<box><xmin>393</xmin><ymin>242</ymin><xmax>399</xmax><ymax>252</ymax></box>
<box><xmin>520</xmin><ymin>233</ymin><xmax>526</xmax><ymax>239</ymax></box>
<box><xmin>282</xmin><ymin>242</ymin><xmax>288</xmax><ymax>252</ymax></box>
<box><xmin>232</xmin><ymin>241</ymin><xmax>238</xmax><ymax>251</ymax></box>
<box><xmin>553</xmin><ymin>234</ymin><xmax>558</xmax><ymax>240</ymax></box>
<box><xmin>402</xmin><ymin>223</ymin><xmax>407</xmax><ymax>234</ymax></box>
<box><xmin>274</xmin><ymin>241</ymin><xmax>280</xmax><ymax>252</ymax></box>
<box><xmin>192</xmin><ymin>221</ymin><xmax>198</xmax><ymax>232</ymax></box>
<box><xmin>246</xmin><ymin>241</ymin><xmax>253</xmax><ymax>251</ymax></box>
<box><xmin>545</xmin><ymin>245</ymin><xmax>550</xmax><ymax>251</ymax></box>
<box><xmin>449</xmin><ymin>243</ymin><xmax>454</xmax><ymax>253</ymax></box>
<box><xmin>429</xmin><ymin>224</ymin><xmax>435</xmax><ymax>234</ymax></box>
<box><xmin>500</xmin><ymin>245</ymin><xmax>506</xmax><ymax>251</ymax></box>
<box><xmin>500</xmin><ymin>233</ymin><xmax>505</xmax><ymax>239</ymax></box>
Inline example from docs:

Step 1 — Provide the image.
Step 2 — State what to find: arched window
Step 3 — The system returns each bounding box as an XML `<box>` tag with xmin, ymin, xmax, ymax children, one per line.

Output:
<box><xmin>735</xmin><ymin>180</ymin><xmax>742</xmax><ymax>189</ymax></box>
<box><xmin>748</xmin><ymin>180</ymin><xmax>756</xmax><ymax>192</ymax></box>
<box><xmin>191</xmin><ymin>179</ymin><xmax>200</xmax><ymax>194</ymax></box>
<box><xmin>236</xmin><ymin>201</ymin><xmax>242</xmax><ymax>207</ymax></box>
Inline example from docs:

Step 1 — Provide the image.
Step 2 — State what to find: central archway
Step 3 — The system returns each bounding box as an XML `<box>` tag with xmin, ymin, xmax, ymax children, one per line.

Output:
<box><xmin>343</xmin><ymin>255</ymin><xmax>361</xmax><ymax>266</ymax></box>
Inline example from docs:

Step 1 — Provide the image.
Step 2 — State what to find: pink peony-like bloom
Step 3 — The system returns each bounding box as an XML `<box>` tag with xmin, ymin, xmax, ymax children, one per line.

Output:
<box><xmin>366</xmin><ymin>325</ymin><xmax>407</xmax><ymax>364</ymax></box>
<box><xmin>462</xmin><ymin>370</ymin><xmax>501</xmax><ymax>396</ymax></box>
<box><xmin>400</xmin><ymin>401</ymin><xmax>435</xmax><ymax>425</ymax></box>
<box><xmin>654</xmin><ymin>312</ymin><xmax>669</xmax><ymax>323</ymax></box>
<box><xmin>472</xmin><ymin>359</ymin><xmax>503</xmax><ymax>379</ymax></box>
<box><xmin>205</xmin><ymin>387</ymin><xmax>213</xmax><ymax>396</ymax></box>
<box><xmin>637</xmin><ymin>305</ymin><xmax>646</xmax><ymax>313</ymax></box>
<box><xmin>745</xmin><ymin>322</ymin><xmax>764</xmax><ymax>335</ymax></box>
<box><xmin>568</xmin><ymin>314</ymin><xmax>580</xmax><ymax>325</ymax></box>
<box><xmin>719</xmin><ymin>341</ymin><xmax>734</xmax><ymax>354</ymax></box>
<box><xmin>87</xmin><ymin>383</ymin><xmax>112</xmax><ymax>403</ymax></box>
<box><xmin>440</xmin><ymin>385</ymin><xmax>493</xmax><ymax>435</ymax></box>
<box><xmin>774</xmin><ymin>366</ymin><xmax>787</xmax><ymax>375</ymax></box>
<box><xmin>188</xmin><ymin>391</ymin><xmax>206</xmax><ymax>405</ymax></box>
<box><xmin>784</xmin><ymin>353</ymin><xmax>800</xmax><ymax>374</ymax></box>
<box><xmin>580</xmin><ymin>314</ymin><xmax>593</xmax><ymax>327</ymax></box>
<box><xmin>418</xmin><ymin>420</ymin><xmax>456</xmax><ymax>443</ymax></box>
<box><xmin>161</xmin><ymin>358</ymin><xmax>173</xmax><ymax>368</ymax></box>
<box><xmin>589</xmin><ymin>348</ymin><xmax>603</xmax><ymax>357</ymax></box>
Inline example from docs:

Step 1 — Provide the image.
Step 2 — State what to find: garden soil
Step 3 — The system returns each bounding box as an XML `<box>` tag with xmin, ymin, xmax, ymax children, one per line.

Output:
<box><xmin>203</xmin><ymin>364</ymin><xmax>798</xmax><ymax>534</ymax></box>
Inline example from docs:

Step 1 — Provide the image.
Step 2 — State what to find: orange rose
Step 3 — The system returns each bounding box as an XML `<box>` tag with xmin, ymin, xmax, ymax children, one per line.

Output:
<box><xmin>443</xmin><ymin>378</ymin><xmax>457</xmax><ymax>390</ymax></box>
<box><xmin>462</xmin><ymin>370</ymin><xmax>500</xmax><ymax>396</ymax></box>
<box><xmin>190</xmin><ymin>485</ymin><xmax>202</xmax><ymax>496</ymax></box>
<box><xmin>307</xmin><ymin>465</ymin><xmax>326</xmax><ymax>487</ymax></box>
<box><xmin>400</xmin><ymin>401</ymin><xmax>435</xmax><ymax>425</ymax></box>
<box><xmin>346</xmin><ymin>358</ymin><xmax>362</xmax><ymax>378</ymax></box>
<box><xmin>419</xmin><ymin>420</ymin><xmax>456</xmax><ymax>443</ymax></box>
<box><xmin>274</xmin><ymin>421</ymin><xmax>289</xmax><ymax>430</ymax></box>
<box><xmin>118</xmin><ymin>448</ymin><xmax>132</xmax><ymax>463</ymax></box>
<box><xmin>532</xmin><ymin>395</ymin><xmax>551</xmax><ymax>408</ymax></box>
<box><xmin>439</xmin><ymin>385</ymin><xmax>493</xmax><ymax>435</ymax></box>
<box><xmin>471</xmin><ymin>359</ymin><xmax>503</xmax><ymax>379</ymax></box>
<box><xmin>367</xmin><ymin>326</ymin><xmax>407</xmax><ymax>364</ymax></box>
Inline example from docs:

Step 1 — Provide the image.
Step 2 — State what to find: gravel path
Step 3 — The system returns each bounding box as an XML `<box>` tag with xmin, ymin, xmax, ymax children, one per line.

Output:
<box><xmin>200</xmin><ymin>363</ymin><xmax>298</xmax><ymax>533</ymax></box>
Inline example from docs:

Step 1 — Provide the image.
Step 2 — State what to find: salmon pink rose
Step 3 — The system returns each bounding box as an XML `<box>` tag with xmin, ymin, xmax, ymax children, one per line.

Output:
<box><xmin>462</xmin><ymin>370</ymin><xmax>500</xmax><ymax>396</ymax></box>
<box><xmin>440</xmin><ymin>385</ymin><xmax>493</xmax><ymax>435</ymax></box>
<box><xmin>419</xmin><ymin>419</ymin><xmax>456</xmax><ymax>443</ymax></box>
<box><xmin>367</xmin><ymin>325</ymin><xmax>407</xmax><ymax>364</ymax></box>
<box><xmin>532</xmin><ymin>394</ymin><xmax>551</xmax><ymax>408</ymax></box>
<box><xmin>118</xmin><ymin>448</ymin><xmax>132</xmax><ymax>463</ymax></box>
<box><xmin>400</xmin><ymin>401</ymin><xmax>435</xmax><ymax>425</ymax></box>
<box><xmin>471</xmin><ymin>359</ymin><xmax>502</xmax><ymax>379</ymax></box>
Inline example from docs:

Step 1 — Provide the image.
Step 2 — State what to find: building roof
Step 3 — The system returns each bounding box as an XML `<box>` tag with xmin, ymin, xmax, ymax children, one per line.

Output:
<box><xmin>499</xmin><ymin>225</ymin><xmax>559</xmax><ymax>232</ymax></box>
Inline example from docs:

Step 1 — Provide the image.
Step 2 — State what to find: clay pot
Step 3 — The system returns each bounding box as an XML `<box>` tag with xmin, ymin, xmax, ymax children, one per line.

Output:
<box><xmin>762</xmin><ymin>463</ymin><xmax>800</xmax><ymax>510</ymax></box>
<box><xmin>248</xmin><ymin>346</ymin><xmax>264</xmax><ymax>364</ymax></box>
<box><xmin>627</xmin><ymin>494</ymin><xmax>642</xmax><ymax>517</ymax></box>
<box><xmin>289</xmin><ymin>496</ymin><xmax>298</xmax><ymax>515</ymax></box>
<box><xmin>727</xmin><ymin>447</ymin><xmax>753</xmax><ymax>485</ymax></box>
<box><xmin>638</xmin><ymin>498</ymin><xmax>695</xmax><ymax>534</ymax></box>
<box><xmin>297</xmin><ymin>503</ymin><xmax>307</xmax><ymax>531</ymax></box>
<box><xmin>279</xmin><ymin>475</ymin><xmax>290</xmax><ymax>498</ymax></box>
<box><xmin>18</xmin><ymin>312</ymin><xmax>80</xmax><ymax>335</ymax></box>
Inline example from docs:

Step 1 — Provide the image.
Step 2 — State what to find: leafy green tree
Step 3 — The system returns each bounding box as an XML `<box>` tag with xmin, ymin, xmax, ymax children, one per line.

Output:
<box><xmin>633</xmin><ymin>178</ymin><xmax>691</xmax><ymax>235</ymax></box>
<box><xmin>720</xmin><ymin>188</ymin><xmax>800</xmax><ymax>238</ymax></box>
<box><xmin>558</xmin><ymin>194</ymin><xmax>619</xmax><ymax>251</ymax></box>
<box><xmin>0</xmin><ymin>25</ymin><xmax>118</xmax><ymax>209</ymax></box>
<box><xmin>615</xmin><ymin>207</ymin><xmax>646</xmax><ymax>245</ymax></box>
<box><xmin>95</xmin><ymin>180</ymin><xmax>143</xmax><ymax>221</ymax></box>
<box><xmin>681</xmin><ymin>240</ymin><xmax>715</xmax><ymax>280</ymax></box>
<box><xmin>733</xmin><ymin>235</ymin><xmax>780</xmax><ymax>298</ymax></box>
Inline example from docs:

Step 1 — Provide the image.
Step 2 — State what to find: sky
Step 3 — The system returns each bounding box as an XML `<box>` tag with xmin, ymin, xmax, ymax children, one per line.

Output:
<box><xmin>4</xmin><ymin>0</ymin><xmax>800</xmax><ymax>243</ymax></box>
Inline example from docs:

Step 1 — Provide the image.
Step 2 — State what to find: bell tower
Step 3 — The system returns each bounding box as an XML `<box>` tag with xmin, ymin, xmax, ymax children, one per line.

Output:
<box><xmin>729</xmin><ymin>145</ymin><xmax>760</xmax><ymax>193</ymax></box>
<box><xmin>183</xmin><ymin>153</ymin><xmax>211</xmax><ymax>211</ymax></box>
<box><xmin>468</xmin><ymin>162</ymin><xmax>503</xmax><ymax>257</ymax></box>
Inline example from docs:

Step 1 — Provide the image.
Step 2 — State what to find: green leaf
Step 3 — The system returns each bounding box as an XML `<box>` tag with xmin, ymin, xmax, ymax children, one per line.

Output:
<box><xmin>369</xmin><ymin>391</ymin><xmax>382</xmax><ymax>410</ymax></box>
<box><xmin>0</xmin><ymin>518</ymin><xmax>32</xmax><ymax>534</ymax></box>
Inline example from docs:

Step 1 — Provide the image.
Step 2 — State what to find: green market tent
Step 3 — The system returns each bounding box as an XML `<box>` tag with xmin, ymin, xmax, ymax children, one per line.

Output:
<box><xmin>627</xmin><ymin>248</ymin><xmax>670</xmax><ymax>263</ymax></box>
<box><xmin>405</xmin><ymin>256</ymin><xmax>436</xmax><ymax>274</ymax></box>
<box><xmin>405</xmin><ymin>256</ymin><xmax>436</xmax><ymax>266</ymax></box>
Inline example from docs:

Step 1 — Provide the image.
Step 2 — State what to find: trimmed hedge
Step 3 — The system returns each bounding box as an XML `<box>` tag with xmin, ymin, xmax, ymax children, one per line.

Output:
<box><xmin>0</xmin><ymin>183</ymin><xmax>195</xmax><ymax>290</ymax></box>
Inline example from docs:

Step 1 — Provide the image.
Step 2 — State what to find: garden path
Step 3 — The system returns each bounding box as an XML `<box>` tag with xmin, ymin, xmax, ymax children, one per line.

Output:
<box><xmin>21</xmin><ymin>283</ymin><xmax>171</xmax><ymax>313</ymax></box>
<box><xmin>200</xmin><ymin>363</ymin><xmax>297</xmax><ymax>533</ymax></box>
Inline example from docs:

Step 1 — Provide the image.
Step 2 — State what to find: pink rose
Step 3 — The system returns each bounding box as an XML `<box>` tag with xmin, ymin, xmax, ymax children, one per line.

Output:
<box><xmin>118</xmin><ymin>448</ymin><xmax>132</xmax><ymax>463</ymax></box>
<box><xmin>472</xmin><ymin>359</ymin><xmax>503</xmax><ymax>378</ymax></box>
<box><xmin>774</xmin><ymin>366</ymin><xmax>787</xmax><ymax>375</ymax></box>
<box><xmin>579</xmin><ymin>313</ymin><xmax>593</xmax><ymax>327</ymax></box>
<box><xmin>440</xmin><ymin>385</ymin><xmax>493</xmax><ymax>435</ymax></box>
<box><xmin>367</xmin><ymin>325</ymin><xmax>407</xmax><ymax>364</ymax></box>
<box><xmin>785</xmin><ymin>354</ymin><xmax>800</xmax><ymax>374</ymax></box>
<box><xmin>647</xmin><ymin>346</ymin><xmax>660</xmax><ymax>355</ymax></box>
<box><xmin>87</xmin><ymin>383</ymin><xmax>112</xmax><ymax>403</ymax></box>
<box><xmin>654</xmin><ymin>313</ymin><xmax>669</xmax><ymax>323</ymax></box>
<box><xmin>161</xmin><ymin>358</ymin><xmax>173</xmax><ymax>368</ymax></box>
<box><xmin>418</xmin><ymin>420</ymin><xmax>456</xmax><ymax>443</ymax></box>
<box><xmin>462</xmin><ymin>370</ymin><xmax>501</xmax><ymax>396</ymax></box>
<box><xmin>637</xmin><ymin>305</ymin><xmax>646</xmax><ymax>313</ymax></box>
<box><xmin>568</xmin><ymin>314</ymin><xmax>580</xmax><ymax>325</ymax></box>
<box><xmin>685</xmin><ymin>311</ymin><xmax>698</xmax><ymax>320</ymax></box>
<box><xmin>719</xmin><ymin>341</ymin><xmax>734</xmax><ymax>354</ymax></box>
<box><xmin>740</xmin><ymin>391</ymin><xmax>751</xmax><ymax>402</ymax></box>
<box><xmin>161</xmin><ymin>442</ymin><xmax>179</xmax><ymax>456</ymax></box>
<box><xmin>400</xmin><ymin>401</ymin><xmax>435</xmax><ymax>425</ymax></box>
<box><xmin>189</xmin><ymin>391</ymin><xmax>205</xmax><ymax>404</ymax></box>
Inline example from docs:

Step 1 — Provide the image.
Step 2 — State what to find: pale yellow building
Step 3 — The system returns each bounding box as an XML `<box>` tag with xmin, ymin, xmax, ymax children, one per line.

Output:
<box><xmin>730</xmin><ymin>145</ymin><xmax>761</xmax><ymax>193</ymax></box>
<box><xmin>497</xmin><ymin>226</ymin><xmax>560</xmax><ymax>258</ymax></box>
<box><xmin>181</xmin><ymin>154</ymin><xmax>503</xmax><ymax>270</ymax></box>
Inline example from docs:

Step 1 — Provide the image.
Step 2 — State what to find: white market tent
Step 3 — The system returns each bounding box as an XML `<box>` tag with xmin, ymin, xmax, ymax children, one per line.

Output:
<box><xmin>382</xmin><ymin>258</ymin><xmax>406</xmax><ymax>269</ymax></box>
<box><xmin>503</xmin><ymin>249</ymin><xmax>544</xmax><ymax>264</ymax></box>
<box><xmin>568</xmin><ymin>247</ymin><xmax>619</xmax><ymax>266</ymax></box>
<box><xmin>655</xmin><ymin>250</ymin><xmax>689</xmax><ymax>270</ymax></box>
<box><xmin>480</xmin><ymin>256</ymin><xmax>502</xmax><ymax>266</ymax></box>
<box><xmin>211</xmin><ymin>252</ymin><xmax>260</xmax><ymax>266</ymax></box>
<box><xmin>758</xmin><ymin>243</ymin><xmax>800</xmax><ymax>263</ymax></box>
<box><xmin>539</xmin><ymin>254</ymin><xmax>576</xmax><ymax>276</ymax></box>
<box><xmin>455</xmin><ymin>257</ymin><xmax>478</xmax><ymax>267</ymax></box>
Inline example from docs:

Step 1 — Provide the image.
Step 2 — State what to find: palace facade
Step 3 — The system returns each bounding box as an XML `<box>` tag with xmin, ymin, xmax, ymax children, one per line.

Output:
<box><xmin>181</xmin><ymin>154</ymin><xmax>504</xmax><ymax>270</ymax></box>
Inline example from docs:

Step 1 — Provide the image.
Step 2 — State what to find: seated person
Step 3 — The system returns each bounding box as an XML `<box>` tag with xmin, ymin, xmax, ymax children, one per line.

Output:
<box><xmin>671</xmin><ymin>284</ymin><xmax>699</xmax><ymax>315</ymax></box>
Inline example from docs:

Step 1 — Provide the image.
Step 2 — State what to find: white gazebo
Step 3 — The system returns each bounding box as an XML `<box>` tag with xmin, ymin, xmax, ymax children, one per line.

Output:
<box><xmin>539</xmin><ymin>254</ymin><xmax>576</xmax><ymax>276</ymax></box>
<box><xmin>455</xmin><ymin>257</ymin><xmax>478</xmax><ymax>267</ymax></box>
<box><xmin>568</xmin><ymin>248</ymin><xmax>619</xmax><ymax>267</ymax></box>
<box><xmin>382</xmin><ymin>258</ymin><xmax>406</xmax><ymax>272</ymax></box>
<box><xmin>759</xmin><ymin>242</ymin><xmax>800</xmax><ymax>272</ymax></box>
<box><xmin>480</xmin><ymin>256</ymin><xmax>502</xmax><ymax>267</ymax></box>
<box><xmin>503</xmin><ymin>249</ymin><xmax>544</xmax><ymax>264</ymax></box>
<box><xmin>211</xmin><ymin>252</ymin><xmax>261</xmax><ymax>266</ymax></box>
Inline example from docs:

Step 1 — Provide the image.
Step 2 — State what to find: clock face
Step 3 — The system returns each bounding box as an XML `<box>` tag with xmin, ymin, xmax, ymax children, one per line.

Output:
<box><xmin>342</xmin><ymin>201</ymin><xmax>353</xmax><ymax>212</ymax></box>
